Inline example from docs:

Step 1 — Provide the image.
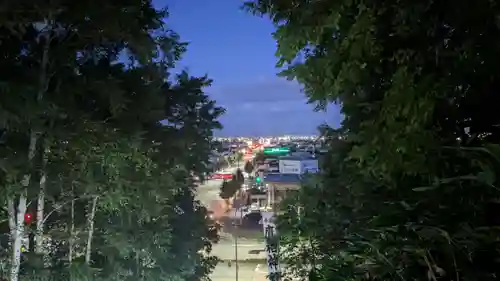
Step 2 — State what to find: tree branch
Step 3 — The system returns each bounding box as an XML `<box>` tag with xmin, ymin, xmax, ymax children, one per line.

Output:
<box><xmin>42</xmin><ymin>194</ymin><xmax>95</xmax><ymax>225</ymax></box>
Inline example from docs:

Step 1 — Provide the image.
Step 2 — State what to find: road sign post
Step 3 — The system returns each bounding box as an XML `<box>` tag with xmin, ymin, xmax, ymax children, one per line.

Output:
<box><xmin>261</xmin><ymin>211</ymin><xmax>281</xmax><ymax>281</ymax></box>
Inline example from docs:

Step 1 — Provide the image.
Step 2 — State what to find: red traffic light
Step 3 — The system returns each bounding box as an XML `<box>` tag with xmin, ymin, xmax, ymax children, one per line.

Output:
<box><xmin>24</xmin><ymin>213</ymin><xmax>33</xmax><ymax>224</ymax></box>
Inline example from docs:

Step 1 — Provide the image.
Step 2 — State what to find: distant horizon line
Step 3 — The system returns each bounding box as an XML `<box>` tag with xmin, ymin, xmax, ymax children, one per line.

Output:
<box><xmin>213</xmin><ymin>135</ymin><xmax>318</xmax><ymax>138</ymax></box>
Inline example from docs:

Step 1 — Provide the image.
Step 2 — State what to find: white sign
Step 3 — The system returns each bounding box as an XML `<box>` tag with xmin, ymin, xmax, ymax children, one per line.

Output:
<box><xmin>279</xmin><ymin>159</ymin><xmax>319</xmax><ymax>174</ymax></box>
<box><xmin>301</xmin><ymin>159</ymin><xmax>319</xmax><ymax>173</ymax></box>
<box><xmin>279</xmin><ymin>160</ymin><xmax>301</xmax><ymax>174</ymax></box>
<box><xmin>261</xmin><ymin>212</ymin><xmax>281</xmax><ymax>280</ymax></box>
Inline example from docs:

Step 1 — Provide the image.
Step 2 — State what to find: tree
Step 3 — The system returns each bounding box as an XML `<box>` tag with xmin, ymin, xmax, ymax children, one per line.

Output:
<box><xmin>247</xmin><ymin>0</ymin><xmax>500</xmax><ymax>281</ymax></box>
<box><xmin>0</xmin><ymin>1</ymin><xmax>223</xmax><ymax>280</ymax></box>
<box><xmin>253</xmin><ymin>151</ymin><xmax>265</xmax><ymax>165</ymax></box>
<box><xmin>212</xmin><ymin>156</ymin><xmax>228</xmax><ymax>172</ymax></box>
<box><xmin>234</xmin><ymin>152</ymin><xmax>244</xmax><ymax>166</ymax></box>
<box><xmin>224</xmin><ymin>155</ymin><xmax>234</xmax><ymax>167</ymax></box>
<box><xmin>219</xmin><ymin>181</ymin><xmax>233</xmax><ymax>200</ymax></box>
<box><xmin>244</xmin><ymin>161</ymin><xmax>254</xmax><ymax>176</ymax></box>
<box><xmin>219</xmin><ymin>180</ymin><xmax>240</xmax><ymax>210</ymax></box>
<box><xmin>234</xmin><ymin>168</ymin><xmax>245</xmax><ymax>184</ymax></box>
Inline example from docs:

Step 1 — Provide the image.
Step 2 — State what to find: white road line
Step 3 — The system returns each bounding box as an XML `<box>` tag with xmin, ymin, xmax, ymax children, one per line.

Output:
<box><xmin>254</xmin><ymin>264</ymin><xmax>263</xmax><ymax>272</ymax></box>
<box><xmin>254</xmin><ymin>264</ymin><xmax>267</xmax><ymax>274</ymax></box>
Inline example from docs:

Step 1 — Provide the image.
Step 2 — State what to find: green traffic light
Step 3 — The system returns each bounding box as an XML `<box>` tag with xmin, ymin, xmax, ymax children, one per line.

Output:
<box><xmin>256</xmin><ymin>177</ymin><xmax>261</xmax><ymax>183</ymax></box>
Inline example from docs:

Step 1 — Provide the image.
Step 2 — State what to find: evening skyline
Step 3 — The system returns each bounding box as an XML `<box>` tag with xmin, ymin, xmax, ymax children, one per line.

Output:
<box><xmin>161</xmin><ymin>0</ymin><xmax>342</xmax><ymax>136</ymax></box>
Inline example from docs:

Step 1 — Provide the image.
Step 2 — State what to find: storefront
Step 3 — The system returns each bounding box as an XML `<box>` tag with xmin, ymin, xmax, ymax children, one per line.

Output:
<box><xmin>261</xmin><ymin>173</ymin><xmax>303</xmax><ymax>210</ymax></box>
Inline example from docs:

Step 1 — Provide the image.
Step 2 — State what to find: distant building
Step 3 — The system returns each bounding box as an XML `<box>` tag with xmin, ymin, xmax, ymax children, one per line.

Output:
<box><xmin>255</xmin><ymin>155</ymin><xmax>318</xmax><ymax>210</ymax></box>
<box><xmin>278</xmin><ymin>153</ymin><xmax>319</xmax><ymax>174</ymax></box>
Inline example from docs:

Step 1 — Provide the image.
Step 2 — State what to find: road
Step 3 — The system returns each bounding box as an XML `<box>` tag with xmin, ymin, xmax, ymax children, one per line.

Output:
<box><xmin>195</xmin><ymin>165</ymin><xmax>268</xmax><ymax>280</ymax></box>
<box><xmin>210</xmin><ymin>262</ymin><xmax>268</xmax><ymax>281</ymax></box>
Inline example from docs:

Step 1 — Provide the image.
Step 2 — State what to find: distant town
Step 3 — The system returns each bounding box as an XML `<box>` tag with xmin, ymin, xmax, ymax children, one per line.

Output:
<box><xmin>210</xmin><ymin>135</ymin><xmax>328</xmax><ymax>170</ymax></box>
<box><xmin>198</xmin><ymin>134</ymin><xmax>328</xmax><ymax>277</ymax></box>
<box><xmin>207</xmin><ymin>134</ymin><xmax>328</xmax><ymax>207</ymax></box>
<box><xmin>214</xmin><ymin>135</ymin><xmax>320</xmax><ymax>142</ymax></box>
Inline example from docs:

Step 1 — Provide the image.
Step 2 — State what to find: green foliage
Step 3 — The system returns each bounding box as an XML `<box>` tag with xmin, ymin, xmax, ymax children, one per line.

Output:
<box><xmin>234</xmin><ymin>168</ymin><xmax>245</xmax><ymax>184</ymax></box>
<box><xmin>243</xmin><ymin>161</ymin><xmax>254</xmax><ymax>175</ymax></box>
<box><xmin>0</xmin><ymin>1</ymin><xmax>223</xmax><ymax>280</ymax></box>
<box><xmin>210</xmin><ymin>156</ymin><xmax>229</xmax><ymax>173</ymax></box>
<box><xmin>234</xmin><ymin>152</ymin><xmax>244</xmax><ymax>164</ymax></box>
<box><xmin>219</xmin><ymin>180</ymin><xmax>240</xmax><ymax>200</ymax></box>
<box><xmin>247</xmin><ymin>0</ymin><xmax>500</xmax><ymax>281</ymax></box>
<box><xmin>253</xmin><ymin>151</ymin><xmax>265</xmax><ymax>164</ymax></box>
<box><xmin>225</xmin><ymin>155</ymin><xmax>234</xmax><ymax>166</ymax></box>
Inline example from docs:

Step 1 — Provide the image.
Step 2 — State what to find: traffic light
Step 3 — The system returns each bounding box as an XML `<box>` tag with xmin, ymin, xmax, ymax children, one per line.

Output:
<box><xmin>255</xmin><ymin>176</ymin><xmax>261</xmax><ymax>183</ymax></box>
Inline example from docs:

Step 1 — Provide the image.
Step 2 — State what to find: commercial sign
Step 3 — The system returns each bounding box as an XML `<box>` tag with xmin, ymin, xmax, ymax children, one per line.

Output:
<box><xmin>211</xmin><ymin>173</ymin><xmax>233</xmax><ymax>180</ymax></box>
<box><xmin>279</xmin><ymin>160</ymin><xmax>301</xmax><ymax>174</ymax></box>
<box><xmin>261</xmin><ymin>212</ymin><xmax>281</xmax><ymax>281</ymax></box>
<box><xmin>301</xmin><ymin>159</ymin><xmax>319</xmax><ymax>173</ymax></box>
<box><xmin>279</xmin><ymin>159</ymin><xmax>319</xmax><ymax>174</ymax></box>
<box><xmin>263</xmin><ymin>147</ymin><xmax>290</xmax><ymax>155</ymax></box>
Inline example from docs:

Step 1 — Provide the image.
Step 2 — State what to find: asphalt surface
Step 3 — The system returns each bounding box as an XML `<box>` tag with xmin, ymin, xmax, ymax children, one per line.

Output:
<box><xmin>211</xmin><ymin>262</ymin><xmax>268</xmax><ymax>281</ymax></box>
<box><xmin>195</xmin><ymin>165</ymin><xmax>268</xmax><ymax>280</ymax></box>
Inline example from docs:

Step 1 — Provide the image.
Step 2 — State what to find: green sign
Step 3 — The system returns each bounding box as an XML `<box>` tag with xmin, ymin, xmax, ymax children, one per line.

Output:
<box><xmin>263</xmin><ymin>147</ymin><xmax>290</xmax><ymax>155</ymax></box>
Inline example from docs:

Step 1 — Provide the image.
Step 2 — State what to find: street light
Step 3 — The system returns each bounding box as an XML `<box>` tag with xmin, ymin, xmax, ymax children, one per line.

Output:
<box><xmin>232</xmin><ymin>200</ymin><xmax>244</xmax><ymax>281</ymax></box>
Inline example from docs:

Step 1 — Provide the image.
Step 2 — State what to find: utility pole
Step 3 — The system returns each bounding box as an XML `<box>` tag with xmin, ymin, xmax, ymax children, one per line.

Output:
<box><xmin>234</xmin><ymin>218</ymin><xmax>238</xmax><ymax>281</ymax></box>
<box><xmin>233</xmin><ymin>204</ymin><xmax>243</xmax><ymax>281</ymax></box>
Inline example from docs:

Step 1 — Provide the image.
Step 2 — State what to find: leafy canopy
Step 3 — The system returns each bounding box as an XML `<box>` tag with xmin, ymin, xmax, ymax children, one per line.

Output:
<box><xmin>0</xmin><ymin>0</ymin><xmax>223</xmax><ymax>280</ymax></box>
<box><xmin>246</xmin><ymin>0</ymin><xmax>500</xmax><ymax>281</ymax></box>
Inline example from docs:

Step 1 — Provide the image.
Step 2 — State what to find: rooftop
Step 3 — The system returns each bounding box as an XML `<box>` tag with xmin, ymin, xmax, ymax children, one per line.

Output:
<box><xmin>278</xmin><ymin>153</ymin><xmax>316</xmax><ymax>161</ymax></box>
<box><xmin>263</xmin><ymin>173</ymin><xmax>303</xmax><ymax>184</ymax></box>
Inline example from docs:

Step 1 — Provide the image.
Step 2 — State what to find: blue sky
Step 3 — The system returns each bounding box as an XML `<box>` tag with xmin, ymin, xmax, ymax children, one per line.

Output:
<box><xmin>156</xmin><ymin>0</ymin><xmax>342</xmax><ymax>136</ymax></box>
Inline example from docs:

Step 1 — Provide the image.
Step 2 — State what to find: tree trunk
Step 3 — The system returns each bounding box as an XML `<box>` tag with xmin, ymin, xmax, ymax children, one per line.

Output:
<box><xmin>7</xmin><ymin>199</ymin><xmax>18</xmax><ymax>281</ymax></box>
<box><xmin>85</xmin><ymin>196</ymin><xmax>98</xmax><ymax>264</ymax></box>
<box><xmin>9</xmin><ymin>129</ymin><xmax>38</xmax><ymax>281</ymax></box>
<box><xmin>33</xmin><ymin>19</ymin><xmax>51</xmax><ymax>255</ymax></box>
<box><xmin>8</xmin><ymin>196</ymin><xmax>27</xmax><ymax>281</ymax></box>
<box><xmin>68</xmin><ymin>188</ymin><xmax>75</xmax><ymax>264</ymax></box>
<box><xmin>35</xmin><ymin>147</ymin><xmax>47</xmax><ymax>253</ymax></box>
<box><xmin>8</xmin><ymin>19</ymin><xmax>51</xmax><ymax>281</ymax></box>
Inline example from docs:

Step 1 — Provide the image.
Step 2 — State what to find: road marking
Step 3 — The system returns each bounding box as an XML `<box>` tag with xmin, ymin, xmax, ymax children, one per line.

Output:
<box><xmin>254</xmin><ymin>264</ymin><xmax>261</xmax><ymax>272</ymax></box>
<box><xmin>254</xmin><ymin>264</ymin><xmax>268</xmax><ymax>274</ymax></box>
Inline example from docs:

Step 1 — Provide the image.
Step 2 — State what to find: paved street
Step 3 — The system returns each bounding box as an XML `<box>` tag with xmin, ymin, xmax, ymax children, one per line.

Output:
<box><xmin>211</xmin><ymin>235</ymin><xmax>266</xmax><ymax>260</ymax></box>
<box><xmin>196</xmin><ymin>165</ymin><xmax>268</xmax><ymax>280</ymax></box>
<box><xmin>211</xmin><ymin>262</ymin><xmax>267</xmax><ymax>281</ymax></box>
<box><xmin>197</xmin><ymin>166</ymin><xmax>241</xmax><ymax>206</ymax></box>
